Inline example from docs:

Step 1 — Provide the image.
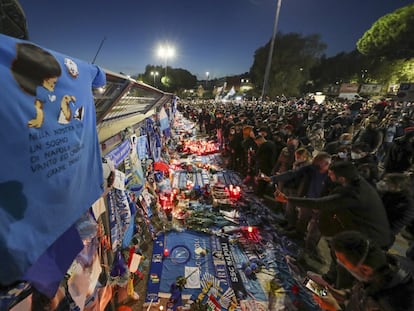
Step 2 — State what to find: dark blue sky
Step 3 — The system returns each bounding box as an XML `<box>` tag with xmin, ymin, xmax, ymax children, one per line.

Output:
<box><xmin>18</xmin><ymin>0</ymin><xmax>412</xmax><ymax>79</ymax></box>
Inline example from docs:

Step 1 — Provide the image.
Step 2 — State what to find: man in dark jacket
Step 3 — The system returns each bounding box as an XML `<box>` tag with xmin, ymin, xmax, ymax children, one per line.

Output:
<box><xmin>267</xmin><ymin>153</ymin><xmax>332</xmax><ymax>246</ymax></box>
<box><xmin>254</xmin><ymin>135</ymin><xmax>275</xmax><ymax>196</ymax></box>
<box><xmin>352</xmin><ymin>116</ymin><xmax>383</xmax><ymax>155</ymax></box>
<box><xmin>376</xmin><ymin>173</ymin><xmax>414</xmax><ymax>242</ymax></box>
<box><xmin>286</xmin><ymin>161</ymin><xmax>392</xmax><ymax>289</ymax></box>
<box><xmin>313</xmin><ymin>231</ymin><xmax>414</xmax><ymax>311</ymax></box>
<box><xmin>383</xmin><ymin>129</ymin><xmax>414</xmax><ymax>174</ymax></box>
<box><xmin>287</xmin><ymin>161</ymin><xmax>391</xmax><ymax>249</ymax></box>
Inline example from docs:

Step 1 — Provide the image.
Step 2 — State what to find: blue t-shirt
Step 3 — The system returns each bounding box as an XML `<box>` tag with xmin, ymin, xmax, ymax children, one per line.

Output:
<box><xmin>0</xmin><ymin>34</ymin><xmax>106</xmax><ymax>285</ymax></box>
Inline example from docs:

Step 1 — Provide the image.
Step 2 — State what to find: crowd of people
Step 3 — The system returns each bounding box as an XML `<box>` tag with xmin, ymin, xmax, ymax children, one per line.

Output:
<box><xmin>178</xmin><ymin>96</ymin><xmax>414</xmax><ymax>311</ymax></box>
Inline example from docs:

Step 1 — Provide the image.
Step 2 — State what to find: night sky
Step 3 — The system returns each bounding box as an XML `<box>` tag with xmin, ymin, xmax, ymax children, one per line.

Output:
<box><xmin>18</xmin><ymin>0</ymin><xmax>412</xmax><ymax>79</ymax></box>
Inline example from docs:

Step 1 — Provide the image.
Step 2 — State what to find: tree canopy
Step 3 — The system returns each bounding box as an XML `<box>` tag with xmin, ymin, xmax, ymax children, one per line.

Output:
<box><xmin>250</xmin><ymin>32</ymin><xmax>326</xmax><ymax>97</ymax></box>
<box><xmin>139</xmin><ymin>65</ymin><xmax>197</xmax><ymax>92</ymax></box>
<box><xmin>357</xmin><ymin>3</ymin><xmax>414</xmax><ymax>59</ymax></box>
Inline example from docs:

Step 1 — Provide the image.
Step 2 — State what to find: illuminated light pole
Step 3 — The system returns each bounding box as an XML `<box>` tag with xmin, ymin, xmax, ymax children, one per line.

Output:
<box><xmin>205</xmin><ymin>71</ymin><xmax>210</xmax><ymax>88</ymax></box>
<box><xmin>157</xmin><ymin>44</ymin><xmax>175</xmax><ymax>78</ymax></box>
<box><xmin>261</xmin><ymin>0</ymin><xmax>283</xmax><ymax>102</ymax></box>
<box><xmin>150</xmin><ymin>71</ymin><xmax>159</xmax><ymax>85</ymax></box>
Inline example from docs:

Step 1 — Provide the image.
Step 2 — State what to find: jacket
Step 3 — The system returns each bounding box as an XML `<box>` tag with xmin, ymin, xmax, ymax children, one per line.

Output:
<box><xmin>271</xmin><ymin>164</ymin><xmax>327</xmax><ymax>197</ymax></box>
<box><xmin>345</xmin><ymin>255</ymin><xmax>414</xmax><ymax>311</ymax></box>
<box><xmin>288</xmin><ymin>177</ymin><xmax>392</xmax><ymax>248</ymax></box>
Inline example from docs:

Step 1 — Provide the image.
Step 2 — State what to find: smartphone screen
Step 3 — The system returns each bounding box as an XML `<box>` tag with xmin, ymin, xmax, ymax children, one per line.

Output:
<box><xmin>303</xmin><ymin>277</ymin><xmax>328</xmax><ymax>297</ymax></box>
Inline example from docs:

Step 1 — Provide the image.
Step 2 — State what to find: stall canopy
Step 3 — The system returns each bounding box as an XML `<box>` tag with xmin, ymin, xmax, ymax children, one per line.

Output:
<box><xmin>95</xmin><ymin>70</ymin><xmax>173</xmax><ymax>152</ymax></box>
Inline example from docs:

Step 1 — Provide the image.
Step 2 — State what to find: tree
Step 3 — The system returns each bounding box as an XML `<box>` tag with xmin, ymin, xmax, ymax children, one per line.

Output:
<box><xmin>140</xmin><ymin>65</ymin><xmax>197</xmax><ymax>92</ymax></box>
<box><xmin>250</xmin><ymin>32</ymin><xmax>326</xmax><ymax>97</ymax></box>
<box><xmin>310</xmin><ymin>50</ymin><xmax>374</xmax><ymax>89</ymax></box>
<box><xmin>169</xmin><ymin>68</ymin><xmax>198</xmax><ymax>90</ymax></box>
<box><xmin>357</xmin><ymin>4</ymin><xmax>414</xmax><ymax>59</ymax></box>
<box><xmin>310</xmin><ymin>50</ymin><xmax>414</xmax><ymax>92</ymax></box>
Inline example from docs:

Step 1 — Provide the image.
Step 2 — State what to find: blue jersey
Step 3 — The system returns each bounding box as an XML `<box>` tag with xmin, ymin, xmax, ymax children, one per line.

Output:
<box><xmin>0</xmin><ymin>33</ymin><xmax>106</xmax><ymax>285</ymax></box>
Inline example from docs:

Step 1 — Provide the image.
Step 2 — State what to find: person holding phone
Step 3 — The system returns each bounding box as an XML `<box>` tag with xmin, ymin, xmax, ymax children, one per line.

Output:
<box><xmin>312</xmin><ymin>231</ymin><xmax>414</xmax><ymax>311</ymax></box>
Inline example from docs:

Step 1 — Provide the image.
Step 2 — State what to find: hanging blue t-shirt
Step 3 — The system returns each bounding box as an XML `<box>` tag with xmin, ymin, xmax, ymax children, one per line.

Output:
<box><xmin>0</xmin><ymin>34</ymin><xmax>106</xmax><ymax>285</ymax></box>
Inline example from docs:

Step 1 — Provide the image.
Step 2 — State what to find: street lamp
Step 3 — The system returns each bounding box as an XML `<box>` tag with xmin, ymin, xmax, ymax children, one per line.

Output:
<box><xmin>205</xmin><ymin>71</ymin><xmax>210</xmax><ymax>88</ymax></box>
<box><xmin>261</xmin><ymin>0</ymin><xmax>283</xmax><ymax>101</ymax></box>
<box><xmin>157</xmin><ymin>44</ymin><xmax>175</xmax><ymax>77</ymax></box>
<box><xmin>150</xmin><ymin>71</ymin><xmax>159</xmax><ymax>85</ymax></box>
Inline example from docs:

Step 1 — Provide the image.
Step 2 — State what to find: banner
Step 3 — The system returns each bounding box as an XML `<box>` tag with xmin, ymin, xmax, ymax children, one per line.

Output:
<box><xmin>125</xmin><ymin>148</ymin><xmax>145</xmax><ymax>195</ymax></box>
<box><xmin>107</xmin><ymin>189</ymin><xmax>131</xmax><ymax>251</ymax></box>
<box><xmin>159</xmin><ymin>107</ymin><xmax>170</xmax><ymax>132</ymax></box>
<box><xmin>158</xmin><ymin>231</ymin><xmax>215</xmax><ymax>298</ymax></box>
<box><xmin>219</xmin><ymin>237</ymin><xmax>247</xmax><ymax>300</ymax></box>
<box><xmin>105</xmin><ymin>139</ymin><xmax>130</xmax><ymax>167</ymax></box>
<box><xmin>210</xmin><ymin>235</ymin><xmax>231</xmax><ymax>287</ymax></box>
<box><xmin>136</xmin><ymin>135</ymin><xmax>148</xmax><ymax>160</ymax></box>
<box><xmin>339</xmin><ymin>83</ymin><xmax>359</xmax><ymax>93</ymax></box>
<box><xmin>0</xmin><ymin>34</ymin><xmax>105</xmax><ymax>285</ymax></box>
<box><xmin>145</xmin><ymin>232</ymin><xmax>165</xmax><ymax>303</ymax></box>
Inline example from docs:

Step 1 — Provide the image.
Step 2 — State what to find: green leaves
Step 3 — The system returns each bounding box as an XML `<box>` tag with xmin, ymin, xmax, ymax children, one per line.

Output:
<box><xmin>357</xmin><ymin>4</ymin><xmax>414</xmax><ymax>59</ymax></box>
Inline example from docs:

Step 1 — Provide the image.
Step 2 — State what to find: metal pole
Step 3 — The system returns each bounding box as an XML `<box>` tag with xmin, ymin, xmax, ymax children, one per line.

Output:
<box><xmin>165</xmin><ymin>58</ymin><xmax>168</xmax><ymax>77</ymax></box>
<box><xmin>261</xmin><ymin>0</ymin><xmax>282</xmax><ymax>102</ymax></box>
<box><xmin>92</xmin><ymin>36</ymin><xmax>107</xmax><ymax>64</ymax></box>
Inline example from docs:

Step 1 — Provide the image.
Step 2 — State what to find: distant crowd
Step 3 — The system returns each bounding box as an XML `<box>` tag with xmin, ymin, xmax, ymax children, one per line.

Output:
<box><xmin>177</xmin><ymin>96</ymin><xmax>414</xmax><ymax>311</ymax></box>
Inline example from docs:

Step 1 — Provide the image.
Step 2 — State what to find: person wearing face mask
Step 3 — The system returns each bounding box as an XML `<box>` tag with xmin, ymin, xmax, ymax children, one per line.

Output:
<box><xmin>333</xmin><ymin>144</ymin><xmax>352</xmax><ymax>162</ymax></box>
<box><xmin>313</xmin><ymin>231</ymin><xmax>414</xmax><ymax>311</ymax></box>
<box><xmin>324</xmin><ymin>133</ymin><xmax>352</xmax><ymax>156</ymax></box>
<box><xmin>350</xmin><ymin>142</ymin><xmax>378</xmax><ymax>166</ymax></box>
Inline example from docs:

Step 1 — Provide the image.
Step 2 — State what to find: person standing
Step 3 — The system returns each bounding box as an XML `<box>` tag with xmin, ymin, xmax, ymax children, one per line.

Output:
<box><xmin>254</xmin><ymin>135</ymin><xmax>275</xmax><ymax>197</ymax></box>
